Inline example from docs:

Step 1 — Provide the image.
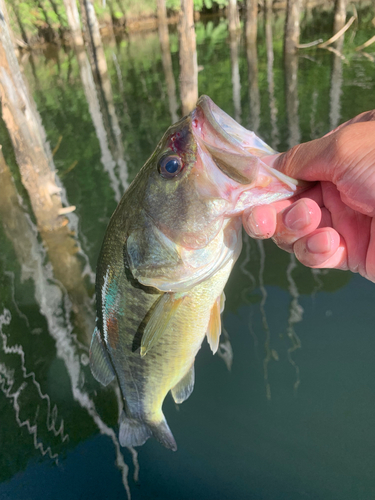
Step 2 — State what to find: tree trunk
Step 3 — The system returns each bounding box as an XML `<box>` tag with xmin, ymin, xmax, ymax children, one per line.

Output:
<box><xmin>229</xmin><ymin>31</ymin><xmax>241</xmax><ymax>123</ymax></box>
<box><xmin>228</xmin><ymin>0</ymin><xmax>240</xmax><ymax>33</ymax></box>
<box><xmin>265</xmin><ymin>0</ymin><xmax>279</xmax><ymax>149</ymax></box>
<box><xmin>63</xmin><ymin>0</ymin><xmax>85</xmax><ymax>48</ymax></box>
<box><xmin>284</xmin><ymin>0</ymin><xmax>301</xmax><ymax>55</ymax></box>
<box><xmin>284</xmin><ymin>51</ymin><xmax>300</xmax><ymax>148</ymax></box>
<box><xmin>333</xmin><ymin>0</ymin><xmax>347</xmax><ymax>36</ymax></box>
<box><xmin>0</xmin><ymin>0</ymin><xmax>65</xmax><ymax>231</ymax></box>
<box><xmin>179</xmin><ymin>0</ymin><xmax>198</xmax><ymax>116</ymax></box>
<box><xmin>157</xmin><ymin>0</ymin><xmax>178</xmax><ymax>123</ymax></box>
<box><xmin>79</xmin><ymin>0</ymin><xmax>128</xmax><ymax>194</ymax></box>
<box><xmin>245</xmin><ymin>0</ymin><xmax>257</xmax><ymax>46</ymax></box>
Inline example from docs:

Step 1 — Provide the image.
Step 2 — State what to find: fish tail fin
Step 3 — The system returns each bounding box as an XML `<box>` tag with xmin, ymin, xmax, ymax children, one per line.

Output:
<box><xmin>119</xmin><ymin>411</ymin><xmax>177</xmax><ymax>451</ymax></box>
<box><xmin>119</xmin><ymin>411</ymin><xmax>152</xmax><ymax>448</ymax></box>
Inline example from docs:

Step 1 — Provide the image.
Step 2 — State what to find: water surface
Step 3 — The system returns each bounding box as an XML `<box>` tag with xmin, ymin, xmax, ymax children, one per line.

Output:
<box><xmin>1</xmin><ymin>7</ymin><xmax>375</xmax><ymax>499</ymax></box>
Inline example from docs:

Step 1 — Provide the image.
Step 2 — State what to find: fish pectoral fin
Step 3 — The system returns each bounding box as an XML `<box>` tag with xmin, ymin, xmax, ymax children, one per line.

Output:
<box><xmin>206</xmin><ymin>296</ymin><xmax>222</xmax><ymax>354</ymax></box>
<box><xmin>89</xmin><ymin>327</ymin><xmax>115</xmax><ymax>386</ymax></box>
<box><xmin>171</xmin><ymin>364</ymin><xmax>195</xmax><ymax>404</ymax></box>
<box><xmin>140</xmin><ymin>293</ymin><xmax>185</xmax><ymax>357</ymax></box>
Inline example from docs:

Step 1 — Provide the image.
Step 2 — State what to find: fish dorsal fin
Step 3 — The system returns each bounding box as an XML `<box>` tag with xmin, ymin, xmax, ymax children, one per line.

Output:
<box><xmin>141</xmin><ymin>293</ymin><xmax>185</xmax><ymax>357</ymax></box>
<box><xmin>206</xmin><ymin>296</ymin><xmax>222</xmax><ymax>354</ymax></box>
<box><xmin>90</xmin><ymin>327</ymin><xmax>115</xmax><ymax>386</ymax></box>
<box><xmin>171</xmin><ymin>364</ymin><xmax>195</xmax><ymax>404</ymax></box>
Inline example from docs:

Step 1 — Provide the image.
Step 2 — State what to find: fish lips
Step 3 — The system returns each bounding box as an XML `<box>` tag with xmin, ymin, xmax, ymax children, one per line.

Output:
<box><xmin>191</xmin><ymin>95</ymin><xmax>310</xmax><ymax>208</ymax></box>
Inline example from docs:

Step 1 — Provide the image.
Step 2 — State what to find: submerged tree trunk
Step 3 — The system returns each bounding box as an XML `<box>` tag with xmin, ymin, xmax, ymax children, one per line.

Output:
<box><xmin>157</xmin><ymin>0</ymin><xmax>178</xmax><ymax>123</ymax></box>
<box><xmin>179</xmin><ymin>0</ymin><xmax>198</xmax><ymax>115</ymax></box>
<box><xmin>0</xmin><ymin>0</ymin><xmax>65</xmax><ymax>231</ymax></box>
<box><xmin>284</xmin><ymin>0</ymin><xmax>301</xmax><ymax>55</ymax></box>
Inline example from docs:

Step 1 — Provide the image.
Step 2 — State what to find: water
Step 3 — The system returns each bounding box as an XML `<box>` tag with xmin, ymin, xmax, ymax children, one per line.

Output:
<box><xmin>1</xmin><ymin>7</ymin><xmax>375</xmax><ymax>499</ymax></box>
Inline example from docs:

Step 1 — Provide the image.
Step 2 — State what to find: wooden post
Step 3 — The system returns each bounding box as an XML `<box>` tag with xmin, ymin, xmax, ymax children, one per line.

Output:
<box><xmin>157</xmin><ymin>0</ymin><xmax>178</xmax><ymax>123</ymax></box>
<box><xmin>179</xmin><ymin>0</ymin><xmax>198</xmax><ymax>116</ymax></box>
<box><xmin>0</xmin><ymin>0</ymin><xmax>65</xmax><ymax>231</ymax></box>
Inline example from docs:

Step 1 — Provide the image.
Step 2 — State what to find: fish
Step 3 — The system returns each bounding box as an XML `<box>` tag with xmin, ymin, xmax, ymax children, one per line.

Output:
<box><xmin>90</xmin><ymin>96</ymin><xmax>307</xmax><ymax>451</ymax></box>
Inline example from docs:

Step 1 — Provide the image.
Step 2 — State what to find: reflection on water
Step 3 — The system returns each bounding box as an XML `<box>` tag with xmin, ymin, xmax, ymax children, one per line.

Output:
<box><xmin>229</xmin><ymin>28</ymin><xmax>241</xmax><ymax>123</ymax></box>
<box><xmin>1</xmin><ymin>5</ymin><xmax>375</xmax><ymax>499</ymax></box>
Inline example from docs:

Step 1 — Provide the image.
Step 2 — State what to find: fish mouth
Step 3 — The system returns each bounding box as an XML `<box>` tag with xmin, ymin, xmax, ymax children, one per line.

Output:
<box><xmin>191</xmin><ymin>96</ymin><xmax>308</xmax><ymax>206</ymax></box>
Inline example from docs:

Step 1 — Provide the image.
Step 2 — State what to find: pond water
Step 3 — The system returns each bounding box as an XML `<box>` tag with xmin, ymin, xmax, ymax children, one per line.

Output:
<box><xmin>1</xmin><ymin>6</ymin><xmax>375</xmax><ymax>500</ymax></box>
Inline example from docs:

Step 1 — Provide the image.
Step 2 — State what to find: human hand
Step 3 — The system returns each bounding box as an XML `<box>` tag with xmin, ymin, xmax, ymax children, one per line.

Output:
<box><xmin>243</xmin><ymin>111</ymin><xmax>375</xmax><ymax>282</ymax></box>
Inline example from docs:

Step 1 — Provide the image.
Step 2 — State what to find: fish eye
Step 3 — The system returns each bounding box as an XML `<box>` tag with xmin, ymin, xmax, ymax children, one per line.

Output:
<box><xmin>158</xmin><ymin>154</ymin><xmax>183</xmax><ymax>179</ymax></box>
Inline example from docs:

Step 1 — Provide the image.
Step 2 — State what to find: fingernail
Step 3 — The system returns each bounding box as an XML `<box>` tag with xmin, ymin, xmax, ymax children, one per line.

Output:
<box><xmin>246</xmin><ymin>208</ymin><xmax>269</xmax><ymax>239</ymax></box>
<box><xmin>284</xmin><ymin>200</ymin><xmax>311</xmax><ymax>231</ymax></box>
<box><xmin>306</xmin><ymin>231</ymin><xmax>332</xmax><ymax>254</ymax></box>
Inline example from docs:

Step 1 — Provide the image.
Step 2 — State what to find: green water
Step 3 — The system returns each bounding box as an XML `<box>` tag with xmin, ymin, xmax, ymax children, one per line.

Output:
<box><xmin>1</xmin><ymin>7</ymin><xmax>375</xmax><ymax>500</ymax></box>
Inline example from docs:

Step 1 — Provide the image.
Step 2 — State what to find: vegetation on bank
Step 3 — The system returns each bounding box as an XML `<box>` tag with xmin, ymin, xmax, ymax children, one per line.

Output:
<box><xmin>7</xmin><ymin>0</ymin><xmax>238</xmax><ymax>45</ymax></box>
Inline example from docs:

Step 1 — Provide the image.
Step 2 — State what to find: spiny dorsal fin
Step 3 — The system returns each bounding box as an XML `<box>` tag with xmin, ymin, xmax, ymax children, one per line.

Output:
<box><xmin>140</xmin><ymin>293</ymin><xmax>185</xmax><ymax>357</ymax></box>
<box><xmin>206</xmin><ymin>296</ymin><xmax>222</xmax><ymax>354</ymax></box>
<box><xmin>171</xmin><ymin>364</ymin><xmax>195</xmax><ymax>404</ymax></box>
<box><xmin>90</xmin><ymin>327</ymin><xmax>115</xmax><ymax>386</ymax></box>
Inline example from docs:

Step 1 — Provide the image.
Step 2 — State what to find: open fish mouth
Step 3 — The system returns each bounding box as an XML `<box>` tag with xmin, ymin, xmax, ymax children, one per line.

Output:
<box><xmin>191</xmin><ymin>95</ymin><xmax>307</xmax><ymax>199</ymax></box>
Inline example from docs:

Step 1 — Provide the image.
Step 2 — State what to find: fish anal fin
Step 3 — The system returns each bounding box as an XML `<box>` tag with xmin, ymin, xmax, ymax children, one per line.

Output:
<box><xmin>171</xmin><ymin>364</ymin><xmax>195</xmax><ymax>404</ymax></box>
<box><xmin>206</xmin><ymin>297</ymin><xmax>222</xmax><ymax>354</ymax></box>
<box><xmin>89</xmin><ymin>327</ymin><xmax>115</xmax><ymax>386</ymax></box>
<box><xmin>140</xmin><ymin>293</ymin><xmax>185</xmax><ymax>357</ymax></box>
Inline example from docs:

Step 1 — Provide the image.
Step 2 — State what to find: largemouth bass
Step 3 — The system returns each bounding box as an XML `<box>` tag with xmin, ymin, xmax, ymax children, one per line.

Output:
<box><xmin>90</xmin><ymin>96</ymin><xmax>306</xmax><ymax>451</ymax></box>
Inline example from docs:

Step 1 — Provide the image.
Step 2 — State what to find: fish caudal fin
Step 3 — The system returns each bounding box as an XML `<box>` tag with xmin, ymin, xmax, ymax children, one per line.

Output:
<box><xmin>119</xmin><ymin>411</ymin><xmax>177</xmax><ymax>451</ymax></box>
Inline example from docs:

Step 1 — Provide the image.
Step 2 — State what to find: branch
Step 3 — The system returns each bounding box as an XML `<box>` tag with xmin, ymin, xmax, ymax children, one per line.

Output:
<box><xmin>318</xmin><ymin>16</ymin><xmax>355</xmax><ymax>48</ymax></box>
<box><xmin>355</xmin><ymin>35</ymin><xmax>375</xmax><ymax>52</ymax></box>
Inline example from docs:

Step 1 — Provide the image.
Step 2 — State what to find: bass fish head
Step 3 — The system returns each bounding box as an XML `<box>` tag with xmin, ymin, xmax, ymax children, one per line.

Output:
<box><xmin>125</xmin><ymin>96</ymin><xmax>308</xmax><ymax>292</ymax></box>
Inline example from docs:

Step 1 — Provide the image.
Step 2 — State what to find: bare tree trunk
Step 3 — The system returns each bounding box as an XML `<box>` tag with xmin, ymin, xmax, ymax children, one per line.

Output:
<box><xmin>245</xmin><ymin>0</ymin><xmax>257</xmax><ymax>45</ymax></box>
<box><xmin>284</xmin><ymin>0</ymin><xmax>301</xmax><ymax>55</ymax></box>
<box><xmin>246</xmin><ymin>0</ymin><xmax>259</xmax><ymax>132</ymax></box>
<box><xmin>333</xmin><ymin>0</ymin><xmax>347</xmax><ymax>36</ymax></box>
<box><xmin>63</xmin><ymin>0</ymin><xmax>85</xmax><ymax>48</ymax></box>
<box><xmin>79</xmin><ymin>0</ymin><xmax>128</xmax><ymax>193</ymax></box>
<box><xmin>157</xmin><ymin>0</ymin><xmax>178</xmax><ymax>123</ymax></box>
<box><xmin>0</xmin><ymin>0</ymin><xmax>65</xmax><ymax>231</ymax></box>
<box><xmin>229</xmin><ymin>30</ymin><xmax>241</xmax><ymax>123</ymax></box>
<box><xmin>179</xmin><ymin>0</ymin><xmax>198</xmax><ymax>115</ymax></box>
<box><xmin>265</xmin><ymin>0</ymin><xmax>279</xmax><ymax>149</ymax></box>
<box><xmin>228</xmin><ymin>0</ymin><xmax>240</xmax><ymax>33</ymax></box>
<box><xmin>284</xmin><ymin>51</ymin><xmax>300</xmax><ymax>148</ymax></box>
